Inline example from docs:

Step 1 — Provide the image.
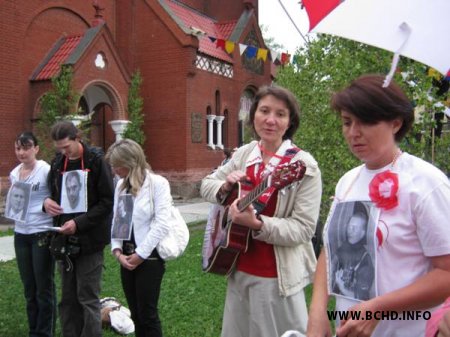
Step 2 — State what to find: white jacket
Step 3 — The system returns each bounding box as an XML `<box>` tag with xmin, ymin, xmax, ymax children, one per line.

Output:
<box><xmin>201</xmin><ymin>141</ymin><xmax>322</xmax><ymax>297</ymax></box>
<box><xmin>10</xmin><ymin>160</ymin><xmax>53</xmax><ymax>233</ymax></box>
<box><xmin>111</xmin><ymin>171</ymin><xmax>172</xmax><ymax>259</ymax></box>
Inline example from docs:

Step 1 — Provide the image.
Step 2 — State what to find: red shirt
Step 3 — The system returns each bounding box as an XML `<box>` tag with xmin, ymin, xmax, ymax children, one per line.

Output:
<box><xmin>237</xmin><ymin>163</ymin><xmax>278</xmax><ymax>278</ymax></box>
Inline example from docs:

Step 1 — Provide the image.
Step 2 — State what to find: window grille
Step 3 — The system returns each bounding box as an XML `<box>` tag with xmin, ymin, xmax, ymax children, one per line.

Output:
<box><xmin>195</xmin><ymin>54</ymin><xmax>233</xmax><ymax>78</ymax></box>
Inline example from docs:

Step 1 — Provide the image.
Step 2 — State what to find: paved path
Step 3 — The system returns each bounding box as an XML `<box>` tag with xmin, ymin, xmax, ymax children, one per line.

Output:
<box><xmin>0</xmin><ymin>201</ymin><xmax>211</xmax><ymax>262</ymax></box>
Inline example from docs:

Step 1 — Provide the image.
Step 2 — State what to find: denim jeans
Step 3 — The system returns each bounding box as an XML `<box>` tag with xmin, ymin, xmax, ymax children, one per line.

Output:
<box><xmin>121</xmin><ymin>251</ymin><xmax>165</xmax><ymax>337</ymax></box>
<box><xmin>58</xmin><ymin>251</ymin><xmax>104</xmax><ymax>337</ymax></box>
<box><xmin>14</xmin><ymin>232</ymin><xmax>56</xmax><ymax>337</ymax></box>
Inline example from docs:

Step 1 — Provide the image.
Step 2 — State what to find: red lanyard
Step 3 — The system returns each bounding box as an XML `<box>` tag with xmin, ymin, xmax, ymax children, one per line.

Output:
<box><xmin>62</xmin><ymin>143</ymin><xmax>86</xmax><ymax>173</ymax></box>
<box><xmin>258</xmin><ymin>143</ymin><xmax>285</xmax><ymax>160</ymax></box>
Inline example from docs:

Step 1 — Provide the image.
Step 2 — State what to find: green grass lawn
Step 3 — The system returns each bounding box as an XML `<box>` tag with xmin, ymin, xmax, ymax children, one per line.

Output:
<box><xmin>0</xmin><ymin>226</ymin><xmax>333</xmax><ymax>336</ymax></box>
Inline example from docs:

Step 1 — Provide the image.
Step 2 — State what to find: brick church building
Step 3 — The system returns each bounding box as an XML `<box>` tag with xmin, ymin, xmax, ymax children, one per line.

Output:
<box><xmin>0</xmin><ymin>0</ymin><xmax>273</xmax><ymax>198</ymax></box>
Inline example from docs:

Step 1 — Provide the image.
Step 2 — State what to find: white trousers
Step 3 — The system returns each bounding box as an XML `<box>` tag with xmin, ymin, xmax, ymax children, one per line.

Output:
<box><xmin>221</xmin><ymin>271</ymin><xmax>308</xmax><ymax>337</ymax></box>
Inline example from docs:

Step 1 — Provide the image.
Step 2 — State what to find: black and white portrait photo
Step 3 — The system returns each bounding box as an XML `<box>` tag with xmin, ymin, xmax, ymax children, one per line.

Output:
<box><xmin>61</xmin><ymin>170</ymin><xmax>87</xmax><ymax>214</ymax></box>
<box><xmin>111</xmin><ymin>194</ymin><xmax>133</xmax><ymax>240</ymax></box>
<box><xmin>326</xmin><ymin>201</ymin><xmax>379</xmax><ymax>301</ymax></box>
<box><xmin>5</xmin><ymin>182</ymin><xmax>32</xmax><ymax>222</ymax></box>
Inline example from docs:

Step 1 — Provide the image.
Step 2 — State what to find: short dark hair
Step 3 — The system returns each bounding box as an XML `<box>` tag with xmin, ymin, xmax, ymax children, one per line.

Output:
<box><xmin>50</xmin><ymin>121</ymin><xmax>80</xmax><ymax>141</ymax></box>
<box><xmin>331</xmin><ymin>74</ymin><xmax>414</xmax><ymax>142</ymax></box>
<box><xmin>223</xmin><ymin>148</ymin><xmax>232</xmax><ymax>159</ymax></box>
<box><xmin>15</xmin><ymin>131</ymin><xmax>38</xmax><ymax>147</ymax></box>
<box><xmin>247</xmin><ymin>85</ymin><xmax>301</xmax><ymax>140</ymax></box>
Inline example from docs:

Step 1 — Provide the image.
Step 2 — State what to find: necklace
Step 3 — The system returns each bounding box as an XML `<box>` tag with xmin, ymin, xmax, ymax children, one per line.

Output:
<box><xmin>341</xmin><ymin>149</ymin><xmax>402</xmax><ymax>201</ymax></box>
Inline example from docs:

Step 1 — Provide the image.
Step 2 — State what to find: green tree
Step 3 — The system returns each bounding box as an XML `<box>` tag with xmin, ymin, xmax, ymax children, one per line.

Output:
<box><xmin>37</xmin><ymin>65</ymin><xmax>82</xmax><ymax>160</ymax></box>
<box><xmin>275</xmin><ymin>35</ymin><xmax>449</xmax><ymax>222</ymax></box>
<box><xmin>260</xmin><ymin>24</ymin><xmax>285</xmax><ymax>52</ymax></box>
<box><xmin>123</xmin><ymin>70</ymin><xmax>145</xmax><ymax>145</ymax></box>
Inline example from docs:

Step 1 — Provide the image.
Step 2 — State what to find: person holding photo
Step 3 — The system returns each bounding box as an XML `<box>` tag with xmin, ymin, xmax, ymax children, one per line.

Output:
<box><xmin>307</xmin><ymin>74</ymin><xmax>450</xmax><ymax>337</ymax></box>
<box><xmin>9</xmin><ymin>131</ymin><xmax>55</xmax><ymax>337</ymax></box>
<box><xmin>43</xmin><ymin>121</ymin><xmax>114</xmax><ymax>337</ymax></box>
<box><xmin>107</xmin><ymin>139</ymin><xmax>172</xmax><ymax>337</ymax></box>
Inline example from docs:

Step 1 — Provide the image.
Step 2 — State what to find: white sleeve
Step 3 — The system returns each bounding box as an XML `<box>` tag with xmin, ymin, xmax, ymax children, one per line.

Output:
<box><xmin>415</xmin><ymin>181</ymin><xmax>450</xmax><ymax>257</ymax></box>
<box><xmin>135</xmin><ymin>176</ymin><xmax>172</xmax><ymax>259</ymax></box>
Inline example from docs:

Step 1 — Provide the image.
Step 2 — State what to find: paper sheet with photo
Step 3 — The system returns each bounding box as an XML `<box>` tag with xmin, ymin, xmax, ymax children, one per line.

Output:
<box><xmin>60</xmin><ymin>170</ymin><xmax>88</xmax><ymax>214</ymax></box>
<box><xmin>111</xmin><ymin>194</ymin><xmax>134</xmax><ymax>240</ymax></box>
<box><xmin>324</xmin><ymin>200</ymin><xmax>379</xmax><ymax>302</ymax></box>
<box><xmin>5</xmin><ymin>181</ymin><xmax>32</xmax><ymax>222</ymax></box>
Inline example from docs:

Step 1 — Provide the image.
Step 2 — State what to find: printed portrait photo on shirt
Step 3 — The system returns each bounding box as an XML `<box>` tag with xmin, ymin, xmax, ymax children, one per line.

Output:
<box><xmin>60</xmin><ymin>170</ymin><xmax>88</xmax><ymax>214</ymax></box>
<box><xmin>325</xmin><ymin>200</ymin><xmax>379</xmax><ymax>301</ymax></box>
<box><xmin>111</xmin><ymin>194</ymin><xmax>134</xmax><ymax>240</ymax></box>
<box><xmin>5</xmin><ymin>181</ymin><xmax>32</xmax><ymax>222</ymax></box>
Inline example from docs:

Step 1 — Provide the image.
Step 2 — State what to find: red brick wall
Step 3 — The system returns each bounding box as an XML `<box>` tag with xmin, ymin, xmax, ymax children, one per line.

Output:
<box><xmin>0</xmin><ymin>0</ymin><xmax>269</xmax><ymax>194</ymax></box>
<box><xmin>0</xmin><ymin>1</ymin><xmax>116</xmax><ymax>176</ymax></box>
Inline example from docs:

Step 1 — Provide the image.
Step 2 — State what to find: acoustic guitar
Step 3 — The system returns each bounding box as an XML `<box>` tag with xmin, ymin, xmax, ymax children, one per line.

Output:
<box><xmin>202</xmin><ymin>160</ymin><xmax>307</xmax><ymax>276</ymax></box>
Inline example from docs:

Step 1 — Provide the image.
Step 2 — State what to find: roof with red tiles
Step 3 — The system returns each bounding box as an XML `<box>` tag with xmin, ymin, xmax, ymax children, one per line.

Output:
<box><xmin>31</xmin><ymin>35</ymin><xmax>83</xmax><ymax>81</ymax></box>
<box><xmin>30</xmin><ymin>24</ymin><xmax>104</xmax><ymax>81</ymax></box>
<box><xmin>216</xmin><ymin>21</ymin><xmax>237</xmax><ymax>39</ymax></box>
<box><xmin>163</xmin><ymin>0</ymin><xmax>237</xmax><ymax>63</ymax></box>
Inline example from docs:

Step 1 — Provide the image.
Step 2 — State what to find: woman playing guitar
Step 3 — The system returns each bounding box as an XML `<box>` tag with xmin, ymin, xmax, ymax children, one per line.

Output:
<box><xmin>200</xmin><ymin>85</ymin><xmax>322</xmax><ymax>337</ymax></box>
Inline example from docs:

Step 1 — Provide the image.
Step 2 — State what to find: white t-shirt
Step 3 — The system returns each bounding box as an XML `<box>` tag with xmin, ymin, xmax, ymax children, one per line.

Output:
<box><xmin>10</xmin><ymin>160</ymin><xmax>53</xmax><ymax>234</ymax></box>
<box><xmin>328</xmin><ymin>152</ymin><xmax>450</xmax><ymax>337</ymax></box>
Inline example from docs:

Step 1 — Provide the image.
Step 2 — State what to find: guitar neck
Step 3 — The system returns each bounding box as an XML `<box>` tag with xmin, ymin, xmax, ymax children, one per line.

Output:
<box><xmin>237</xmin><ymin>175</ymin><xmax>271</xmax><ymax>212</ymax></box>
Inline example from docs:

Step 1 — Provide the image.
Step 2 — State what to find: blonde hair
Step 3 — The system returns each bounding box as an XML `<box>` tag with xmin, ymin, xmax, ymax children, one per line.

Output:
<box><xmin>106</xmin><ymin>139</ymin><xmax>151</xmax><ymax>196</ymax></box>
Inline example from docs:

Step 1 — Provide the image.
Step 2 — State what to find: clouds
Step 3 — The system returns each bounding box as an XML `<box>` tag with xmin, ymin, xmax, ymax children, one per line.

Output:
<box><xmin>259</xmin><ymin>0</ymin><xmax>310</xmax><ymax>56</ymax></box>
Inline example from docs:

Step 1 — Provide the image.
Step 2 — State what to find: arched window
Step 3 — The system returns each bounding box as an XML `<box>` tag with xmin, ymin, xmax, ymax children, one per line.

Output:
<box><xmin>215</xmin><ymin>90</ymin><xmax>221</xmax><ymax>115</ymax></box>
<box><xmin>238</xmin><ymin>88</ymin><xmax>255</xmax><ymax>146</ymax></box>
<box><xmin>223</xmin><ymin>109</ymin><xmax>229</xmax><ymax>148</ymax></box>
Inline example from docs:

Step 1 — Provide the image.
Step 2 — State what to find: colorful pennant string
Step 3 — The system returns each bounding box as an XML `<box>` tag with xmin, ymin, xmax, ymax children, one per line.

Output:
<box><xmin>207</xmin><ymin>35</ymin><xmax>291</xmax><ymax>65</ymax></box>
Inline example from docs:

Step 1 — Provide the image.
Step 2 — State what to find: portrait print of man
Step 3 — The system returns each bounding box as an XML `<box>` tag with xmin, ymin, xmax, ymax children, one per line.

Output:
<box><xmin>111</xmin><ymin>194</ymin><xmax>133</xmax><ymax>240</ymax></box>
<box><xmin>5</xmin><ymin>182</ymin><xmax>32</xmax><ymax>222</ymax></box>
<box><xmin>61</xmin><ymin>170</ymin><xmax>87</xmax><ymax>213</ymax></box>
<box><xmin>326</xmin><ymin>201</ymin><xmax>378</xmax><ymax>301</ymax></box>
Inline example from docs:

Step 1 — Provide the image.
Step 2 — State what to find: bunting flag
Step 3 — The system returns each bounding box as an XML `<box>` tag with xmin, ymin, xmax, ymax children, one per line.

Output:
<box><xmin>270</xmin><ymin>50</ymin><xmax>280</xmax><ymax>63</ymax></box>
<box><xmin>245</xmin><ymin>46</ymin><xmax>258</xmax><ymax>59</ymax></box>
<box><xmin>281</xmin><ymin>53</ymin><xmax>291</xmax><ymax>65</ymax></box>
<box><xmin>257</xmin><ymin>48</ymin><xmax>268</xmax><ymax>61</ymax></box>
<box><xmin>239</xmin><ymin>43</ymin><xmax>247</xmax><ymax>56</ymax></box>
<box><xmin>225</xmin><ymin>41</ymin><xmax>235</xmax><ymax>54</ymax></box>
<box><xmin>216</xmin><ymin>39</ymin><xmax>225</xmax><ymax>50</ymax></box>
<box><xmin>205</xmin><ymin>34</ymin><xmax>294</xmax><ymax>65</ymax></box>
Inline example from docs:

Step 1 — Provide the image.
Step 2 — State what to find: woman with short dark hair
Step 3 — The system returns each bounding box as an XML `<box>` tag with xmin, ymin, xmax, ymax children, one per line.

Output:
<box><xmin>308</xmin><ymin>74</ymin><xmax>450</xmax><ymax>337</ymax></box>
<box><xmin>9</xmin><ymin>131</ymin><xmax>55</xmax><ymax>337</ymax></box>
